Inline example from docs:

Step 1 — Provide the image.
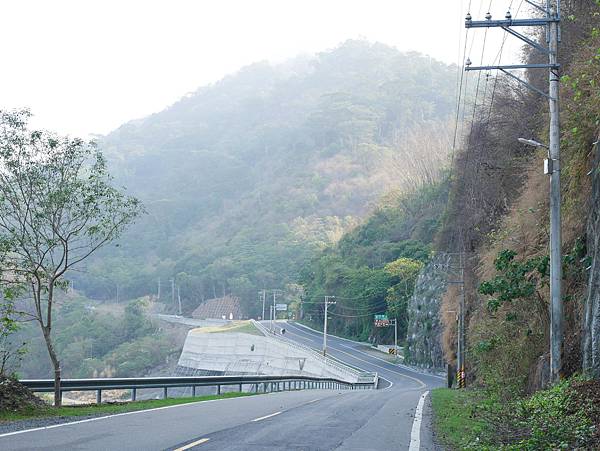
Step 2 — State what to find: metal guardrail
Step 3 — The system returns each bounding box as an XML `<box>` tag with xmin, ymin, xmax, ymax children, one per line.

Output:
<box><xmin>251</xmin><ymin>320</ymin><xmax>377</xmax><ymax>383</ymax></box>
<box><xmin>20</xmin><ymin>374</ymin><xmax>377</xmax><ymax>405</ymax></box>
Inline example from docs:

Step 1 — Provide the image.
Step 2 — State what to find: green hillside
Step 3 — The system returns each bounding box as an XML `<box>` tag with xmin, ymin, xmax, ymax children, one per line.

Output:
<box><xmin>76</xmin><ymin>40</ymin><xmax>457</xmax><ymax>316</ymax></box>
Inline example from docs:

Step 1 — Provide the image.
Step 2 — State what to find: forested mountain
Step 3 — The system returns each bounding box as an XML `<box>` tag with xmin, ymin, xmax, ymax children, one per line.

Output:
<box><xmin>76</xmin><ymin>40</ymin><xmax>457</xmax><ymax>316</ymax></box>
<box><xmin>301</xmin><ymin>178</ymin><xmax>449</xmax><ymax>343</ymax></box>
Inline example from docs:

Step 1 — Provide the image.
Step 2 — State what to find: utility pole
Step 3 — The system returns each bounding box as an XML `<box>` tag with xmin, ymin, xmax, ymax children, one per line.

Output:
<box><xmin>457</xmin><ymin>253</ymin><xmax>465</xmax><ymax>388</ymax></box>
<box><xmin>394</xmin><ymin>318</ymin><xmax>398</xmax><ymax>362</ymax></box>
<box><xmin>157</xmin><ymin>278</ymin><xmax>161</xmax><ymax>301</ymax></box>
<box><xmin>444</xmin><ymin>252</ymin><xmax>466</xmax><ymax>387</ymax></box>
<box><xmin>177</xmin><ymin>286</ymin><xmax>182</xmax><ymax>316</ymax></box>
<box><xmin>323</xmin><ymin>296</ymin><xmax>336</xmax><ymax>356</ymax></box>
<box><xmin>272</xmin><ymin>290</ymin><xmax>277</xmax><ymax>325</ymax></box>
<box><xmin>270</xmin><ymin>289</ymin><xmax>282</xmax><ymax>332</ymax></box>
<box><xmin>259</xmin><ymin>290</ymin><xmax>266</xmax><ymax>320</ymax></box>
<box><xmin>170</xmin><ymin>278</ymin><xmax>175</xmax><ymax>311</ymax></box>
<box><xmin>465</xmin><ymin>1</ymin><xmax>562</xmax><ymax>382</ymax></box>
<box><xmin>386</xmin><ymin>318</ymin><xmax>399</xmax><ymax>362</ymax></box>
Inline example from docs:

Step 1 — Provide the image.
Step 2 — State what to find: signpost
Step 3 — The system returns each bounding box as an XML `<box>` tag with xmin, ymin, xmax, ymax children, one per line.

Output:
<box><xmin>374</xmin><ymin>315</ymin><xmax>398</xmax><ymax>361</ymax></box>
<box><xmin>374</xmin><ymin>314</ymin><xmax>390</xmax><ymax>328</ymax></box>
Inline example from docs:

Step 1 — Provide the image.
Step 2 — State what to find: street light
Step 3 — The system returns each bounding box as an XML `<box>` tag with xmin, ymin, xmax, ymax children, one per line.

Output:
<box><xmin>518</xmin><ymin>137</ymin><xmax>548</xmax><ymax>149</ymax></box>
<box><xmin>519</xmin><ymin>137</ymin><xmax>556</xmax><ymax>175</ymax></box>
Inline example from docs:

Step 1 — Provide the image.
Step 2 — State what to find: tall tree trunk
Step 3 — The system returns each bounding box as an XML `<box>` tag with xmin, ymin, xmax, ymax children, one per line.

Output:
<box><xmin>42</xmin><ymin>326</ymin><xmax>61</xmax><ymax>407</ymax></box>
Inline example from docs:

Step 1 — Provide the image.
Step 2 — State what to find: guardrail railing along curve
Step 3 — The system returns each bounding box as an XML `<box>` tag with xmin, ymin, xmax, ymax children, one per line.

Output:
<box><xmin>20</xmin><ymin>374</ymin><xmax>378</xmax><ymax>405</ymax></box>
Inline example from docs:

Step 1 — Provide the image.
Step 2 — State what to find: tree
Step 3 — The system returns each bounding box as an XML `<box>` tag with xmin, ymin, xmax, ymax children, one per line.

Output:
<box><xmin>384</xmin><ymin>257</ymin><xmax>424</xmax><ymax>337</ymax></box>
<box><xmin>0</xmin><ymin>110</ymin><xmax>143</xmax><ymax>406</ymax></box>
<box><xmin>0</xmin><ymin>293</ymin><xmax>26</xmax><ymax>376</ymax></box>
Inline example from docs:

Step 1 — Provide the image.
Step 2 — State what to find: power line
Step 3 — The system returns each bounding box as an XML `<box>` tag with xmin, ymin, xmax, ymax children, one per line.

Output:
<box><xmin>327</xmin><ymin>310</ymin><xmax>387</xmax><ymax>319</ymax></box>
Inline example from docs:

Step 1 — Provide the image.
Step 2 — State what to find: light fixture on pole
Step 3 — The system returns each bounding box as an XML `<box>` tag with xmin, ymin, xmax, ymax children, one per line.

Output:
<box><xmin>519</xmin><ymin>137</ymin><xmax>556</xmax><ymax>175</ymax></box>
<box><xmin>518</xmin><ymin>137</ymin><xmax>548</xmax><ymax>148</ymax></box>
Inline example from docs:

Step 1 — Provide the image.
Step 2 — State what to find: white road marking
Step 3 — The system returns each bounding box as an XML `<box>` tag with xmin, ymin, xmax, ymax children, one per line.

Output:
<box><xmin>293</xmin><ymin>322</ymin><xmax>445</xmax><ymax>381</ymax></box>
<box><xmin>287</xmin><ymin>322</ymin><xmax>442</xmax><ymax>383</ymax></box>
<box><xmin>252</xmin><ymin>411</ymin><xmax>282</xmax><ymax>422</ymax></box>
<box><xmin>174</xmin><ymin>438</ymin><xmax>210</xmax><ymax>450</ymax></box>
<box><xmin>285</xmin><ymin>324</ymin><xmax>419</xmax><ymax>389</ymax></box>
<box><xmin>0</xmin><ymin>395</ymin><xmax>259</xmax><ymax>438</ymax></box>
<box><xmin>408</xmin><ymin>391</ymin><xmax>429</xmax><ymax>451</ymax></box>
<box><xmin>283</xmin><ymin>326</ymin><xmax>396</xmax><ymax>390</ymax></box>
<box><xmin>336</xmin><ymin>343</ymin><xmax>426</xmax><ymax>389</ymax></box>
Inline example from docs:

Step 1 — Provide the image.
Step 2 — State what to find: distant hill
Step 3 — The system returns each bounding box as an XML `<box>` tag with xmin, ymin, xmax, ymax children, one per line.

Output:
<box><xmin>76</xmin><ymin>40</ymin><xmax>457</xmax><ymax>316</ymax></box>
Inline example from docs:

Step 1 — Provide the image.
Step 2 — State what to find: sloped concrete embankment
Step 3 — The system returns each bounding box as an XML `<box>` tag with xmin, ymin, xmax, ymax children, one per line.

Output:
<box><xmin>176</xmin><ymin>327</ymin><xmax>363</xmax><ymax>388</ymax></box>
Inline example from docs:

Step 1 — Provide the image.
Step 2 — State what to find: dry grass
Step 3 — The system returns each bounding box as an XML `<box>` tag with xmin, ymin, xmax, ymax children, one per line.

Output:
<box><xmin>440</xmin><ymin>285</ymin><xmax>459</xmax><ymax>365</ymax></box>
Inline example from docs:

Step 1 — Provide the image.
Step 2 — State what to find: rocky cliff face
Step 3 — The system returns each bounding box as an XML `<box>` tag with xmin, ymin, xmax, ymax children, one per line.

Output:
<box><xmin>583</xmin><ymin>135</ymin><xmax>600</xmax><ymax>376</ymax></box>
<box><xmin>405</xmin><ymin>253</ymin><xmax>452</xmax><ymax>369</ymax></box>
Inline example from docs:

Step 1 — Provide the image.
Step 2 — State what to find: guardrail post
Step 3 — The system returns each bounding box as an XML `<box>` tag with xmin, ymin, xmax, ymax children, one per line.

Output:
<box><xmin>239</xmin><ymin>383</ymin><xmax>243</xmax><ymax>392</ymax></box>
<box><xmin>164</xmin><ymin>387</ymin><xmax>168</xmax><ymax>399</ymax></box>
<box><xmin>217</xmin><ymin>384</ymin><xmax>221</xmax><ymax>395</ymax></box>
<box><xmin>132</xmin><ymin>388</ymin><xmax>137</xmax><ymax>401</ymax></box>
<box><xmin>96</xmin><ymin>389</ymin><xmax>102</xmax><ymax>404</ymax></box>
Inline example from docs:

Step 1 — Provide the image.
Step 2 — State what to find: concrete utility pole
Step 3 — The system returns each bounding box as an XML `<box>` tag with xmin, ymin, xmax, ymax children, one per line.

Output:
<box><xmin>547</xmin><ymin>5</ymin><xmax>562</xmax><ymax>383</ymax></box>
<box><xmin>457</xmin><ymin>253</ymin><xmax>466</xmax><ymax>388</ymax></box>
<box><xmin>270</xmin><ymin>289</ymin><xmax>283</xmax><ymax>332</ymax></box>
<box><xmin>323</xmin><ymin>296</ymin><xmax>336</xmax><ymax>356</ymax></box>
<box><xmin>170</xmin><ymin>278</ymin><xmax>175</xmax><ymax>311</ymax></box>
<box><xmin>389</xmin><ymin>318</ymin><xmax>399</xmax><ymax>362</ymax></box>
<box><xmin>177</xmin><ymin>286</ymin><xmax>182</xmax><ymax>316</ymax></box>
<box><xmin>465</xmin><ymin>1</ymin><xmax>562</xmax><ymax>382</ymax></box>
<box><xmin>157</xmin><ymin>278</ymin><xmax>161</xmax><ymax>301</ymax></box>
<box><xmin>259</xmin><ymin>290</ymin><xmax>266</xmax><ymax>320</ymax></box>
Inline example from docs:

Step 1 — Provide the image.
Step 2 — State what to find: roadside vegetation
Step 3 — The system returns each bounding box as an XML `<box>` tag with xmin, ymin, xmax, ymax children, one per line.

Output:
<box><xmin>203</xmin><ymin>321</ymin><xmax>262</xmax><ymax>336</ymax></box>
<box><xmin>431</xmin><ymin>2</ymin><xmax>600</xmax><ymax>449</ymax></box>
<box><xmin>12</xmin><ymin>297</ymin><xmax>179</xmax><ymax>380</ymax></box>
<box><xmin>301</xmin><ymin>178</ymin><xmax>449</xmax><ymax>344</ymax></box>
<box><xmin>0</xmin><ymin>391</ymin><xmax>253</xmax><ymax>423</ymax></box>
<box><xmin>433</xmin><ymin>377</ymin><xmax>600</xmax><ymax>450</ymax></box>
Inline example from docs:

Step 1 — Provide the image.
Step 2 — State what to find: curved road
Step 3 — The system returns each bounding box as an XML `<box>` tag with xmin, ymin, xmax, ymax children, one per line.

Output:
<box><xmin>0</xmin><ymin>322</ymin><xmax>443</xmax><ymax>451</ymax></box>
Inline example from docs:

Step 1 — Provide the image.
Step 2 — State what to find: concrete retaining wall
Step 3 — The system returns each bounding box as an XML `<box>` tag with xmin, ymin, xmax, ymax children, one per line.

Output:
<box><xmin>177</xmin><ymin>330</ymin><xmax>360</xmax><ymax>382</ymax></box>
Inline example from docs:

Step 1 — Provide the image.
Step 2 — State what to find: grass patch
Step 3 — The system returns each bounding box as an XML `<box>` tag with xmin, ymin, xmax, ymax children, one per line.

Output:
<box><xmin>194</xmin><ymin>321</ymin><xmax>263</xmax><ymax>336</ymax></box>
<box><xmin>431</xmin><ymin>388</ymin><xmax>490</xmax><ymax>449</ymax></box>
<box><xmin>432</xmin><ymin>378</ymin><xmax>600</xmax><ymax>450</ymax></box>
<box><xmin>0</xmin><ymin>391</ymin><xmax>254</xmax><ymax>422</ymax></box>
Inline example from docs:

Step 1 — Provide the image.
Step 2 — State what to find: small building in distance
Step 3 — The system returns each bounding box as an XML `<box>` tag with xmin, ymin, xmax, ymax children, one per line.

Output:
<box><xmin>191</xmin><ymin>295</ymin><xmax>243</xmax><ymax>320</ymax></box>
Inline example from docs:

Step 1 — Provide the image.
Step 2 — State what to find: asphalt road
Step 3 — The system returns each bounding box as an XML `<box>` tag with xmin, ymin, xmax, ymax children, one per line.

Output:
<box><xmin>0</xmin><ymin>322</ymin><xmax>443</xmax><ymax>451</ymax></box>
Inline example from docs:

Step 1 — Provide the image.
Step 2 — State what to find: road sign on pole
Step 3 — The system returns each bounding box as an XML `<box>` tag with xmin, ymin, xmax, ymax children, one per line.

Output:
<box><xmin>374</xmin><ymin>314</ymin><xmax>390</xmax><ymax>327</ymax></box>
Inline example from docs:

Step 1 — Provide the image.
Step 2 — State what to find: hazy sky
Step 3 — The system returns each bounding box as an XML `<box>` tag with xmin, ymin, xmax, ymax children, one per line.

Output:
<box><xmin>1</xmin><ymin>1</ymin><xmax>526</xmax><ymax>137</ymax></box>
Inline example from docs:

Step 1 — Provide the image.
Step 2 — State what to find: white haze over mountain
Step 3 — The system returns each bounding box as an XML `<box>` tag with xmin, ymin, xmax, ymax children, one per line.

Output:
<box><xmin>1</xmin><ymin>0</ymin><xmax>522</xmax><ymax>137</ymax></box>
